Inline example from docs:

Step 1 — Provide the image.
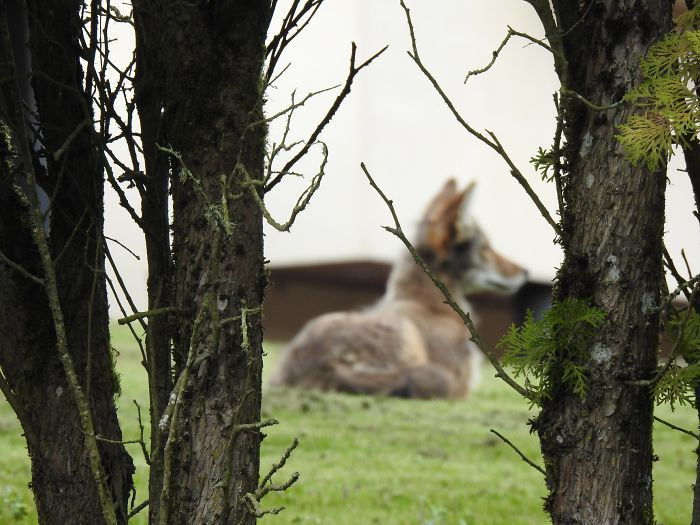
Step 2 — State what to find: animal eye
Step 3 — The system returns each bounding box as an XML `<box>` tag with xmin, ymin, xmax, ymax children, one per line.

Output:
<box><xmin>453</xmin><ymin>240</ymin><xmax>473</xmax><ymax>255</ymax></box>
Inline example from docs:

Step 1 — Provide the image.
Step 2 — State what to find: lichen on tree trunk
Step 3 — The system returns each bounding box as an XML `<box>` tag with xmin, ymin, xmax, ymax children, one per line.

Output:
<box><xmin>138</xmin><ymin>2</ymin><xmax>273</xmax><ymax>523</ymax></box>
<box><xmin>532</xmin><ymin>1</ymin><xmax>671</xmax><ymax>523</ymax></box>
<box><xmin>0</xmin><ymin>1</ymin><xmax>134</xmax><ymax>523</ymax></box>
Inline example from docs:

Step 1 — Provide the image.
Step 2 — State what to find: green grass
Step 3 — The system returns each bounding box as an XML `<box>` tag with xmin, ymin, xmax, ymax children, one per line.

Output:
<box><xmin>0</xmin><ymin>324</ymin><xmax>697</xmax><ymax>524</ymax></box>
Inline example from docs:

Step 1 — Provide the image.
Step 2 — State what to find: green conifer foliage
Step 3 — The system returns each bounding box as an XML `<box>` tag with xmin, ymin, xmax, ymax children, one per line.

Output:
<box><xmin>498</xmin><ymin>298</ymin><xmax>606</xmax><ymax>405</ymax></box>
<box><xmin>618</xmin><ymin>8</ymin><xmax>700</xmax><ymax>169</ymax></box>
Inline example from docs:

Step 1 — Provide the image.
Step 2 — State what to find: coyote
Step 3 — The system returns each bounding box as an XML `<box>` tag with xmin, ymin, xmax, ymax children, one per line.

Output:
<box><xmin>270</xmin><ymin>180</ymin><xmax>527</xmax><ymax>399</ymax></box>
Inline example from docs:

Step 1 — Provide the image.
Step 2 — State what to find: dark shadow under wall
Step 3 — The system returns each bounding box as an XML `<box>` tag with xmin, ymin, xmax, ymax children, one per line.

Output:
<box><xmin>264</xmin><ymin>261</ymin><xmax>553</xmax><ymax>357</ymax></box>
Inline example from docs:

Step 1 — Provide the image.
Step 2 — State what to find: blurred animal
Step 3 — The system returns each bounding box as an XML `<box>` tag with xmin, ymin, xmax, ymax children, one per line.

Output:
<box><xmin>270</xmin><ymin>180</ymin><xmax>527</xmax><ymax>399</ymax></box>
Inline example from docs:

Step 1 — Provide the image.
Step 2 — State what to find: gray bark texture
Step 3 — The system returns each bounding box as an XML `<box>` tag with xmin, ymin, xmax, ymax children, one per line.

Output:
<box><xmin>0</xmin><ymin>0</ymin><xmax>134</xmax><ymax>523</ymax></box>
<box><xmin>532</xmin><ymin>1</ymin><xmax>671</xmax><ymax>524</ymax></box>
<box><xmin>131</xmin><ymin>1</ymin><xmax>273</xmax><ymax>523</ymax></box>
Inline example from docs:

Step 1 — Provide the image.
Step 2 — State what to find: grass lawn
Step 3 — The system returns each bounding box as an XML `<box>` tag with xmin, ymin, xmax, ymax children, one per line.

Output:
<box><xmin>0</xmin><ymin>324</ymin><xmax>696</xmax><ymax>524</ymax></box>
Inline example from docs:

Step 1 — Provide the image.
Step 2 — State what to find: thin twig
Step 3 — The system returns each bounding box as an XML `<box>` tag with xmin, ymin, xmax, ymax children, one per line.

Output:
<box><xmin>490</xmin><ymin>429</ymin><xmax>546</xmax><ymax>475</ymax></box>
<box><xmin>258</xmin><ymin>438</ymin><xmax>300</xmax><ymax>496</ymax></box>
<box><xmin>127</xmin><ymin>499</ymin><xmax>149</xmax><ymax>520</ymax></box>
<box><xmin>104</xmin><ymin>244</ymin><xmax>147</xmax><ymax>332</ymax></box>
<box><xmin>105</xmin><ymin>274</ymin><xmax>148</xmax><ymax>370</ymax></box>
<box><xmin>85</xmin><ymin>432</ymin><xmax>149</xmax><ymax>447</ymax></box>
<box><xmin>265</xmin><ymin>0</ymin><xmax>325</xmax><ymax>85</ymax></box>
<box><xmin>522</xmin><ymin>0</ymin><xmax>567</xmax><ymax>81</ymax></box>
<box><xmin>488</xmin><ymin>131</ymin><xmax>561</xmax><ymax>236</ymax></box>
<box><xmin>551</xmin><ymin>93</ymin><xmax>565</xmax><ymax>215</ymax></box>
<box><xmin>465</xmin><ymin>25</ymin><xmax>551</xmax><ymax>83</ymax></box>
<box><xmin>399</xmin><ymin>0</ymin><xmax>561</xmax><ymax>237</ymax></box>
<box><xmin>254</xmin><ymin>85</ymin><xmax>339</xmax><ymax>128</ymax></box>
<box><xmin>133</xmin><ymin>400</ymin><xmax>151</xmax><ymax>465</ymax></box>
<box><xmin>0</xmin><ymin>247</ymin><xmax>44</xmax><ymax>284</ymax></box>
<box><xmin>629</xmin><ymin>280</ymin><xmax>699</xmax><ymax>389</ymax></box>
<box><xmin>682</xmin><ymin>248</ymin><xmax>694</xmax><ymax>279</ymax></box>
<box><xmin>664</xmin><ymin>245</ymin><xmax>692</xmax><ymax>301</ymax></box>
<box><xmin>53</xmin><ymin>210</ymin><xmax>88</xmax><ymax>266</ymax></box>
<box><xmin>558</xmin><ymin>0</ymin><xmax>594</xmax><ymax>38</ymax></box>
<box><xmin>654</xmin><ymin>415</ymin><xmax>699</xmax><ymax>439</ymax></box>
<box><xmin>104</xmin><ymin>160</ymin><xmax>147</xmax><ymax>232</ymax></box>
<box><xmin>117</xmin><ymin>306</ymin><xmax>176</xmax><ymax>326</ymax></box>
<box><xmin>236</xmin><ymin>437</ymin><xmax>300</xmax><ymax>525</ymax></box>
<box><xmin>220</xmin><ymin>307</ymin><xmax>262</xmax><ymax>327</ymax></box>
<box><xmin>560</xmin><ymin>87</ymin><xmax>623</xmax><ymax>111</ymax></box>
<box><xmin>85</xmin><ymin>234</ymin><xmax>103</xmax><ymax>401</ymax></box>
<box><xmin>53</xmin><ymin>117</ymin><xmax>91</xmax><ymax>160</ymax></box>
<box><xmin>241</xmin><ymin>493</ymin><xmax>285</xmax><ymax>521</ymax></box>
<box><xmin>265</xmin><ymin>42</ymin><xmax>387</xmax><ymax>193</ymax></box>
<box><xmin>361</xmin><ymin>162</ymin><xmax>532</xmax><ymax>401</ymax></box>
<box><xmin>104</xmin><ymin>235</ymin><xmax>141</xmax><ymax>260</ymax></box>
<box><xmin>659</xmin><ymin>273</ymin><xmax>700</xmax><ymax>311</ymax></box>
<box><xmin>244</xmin><ymin>143</ymin><xmax>328</xmax><ymax>232</ymax></box>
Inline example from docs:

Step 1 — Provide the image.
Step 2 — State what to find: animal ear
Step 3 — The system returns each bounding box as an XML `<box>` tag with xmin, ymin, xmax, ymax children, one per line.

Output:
<box><xmin>457</xmin><ymin>181</ymin><xmax>477</xmax><ymax>221</ymax></box>
<box><xmin>420</xmin><ymin>179</ymin><xmax>472</xmax><ymax>256</ymax></box>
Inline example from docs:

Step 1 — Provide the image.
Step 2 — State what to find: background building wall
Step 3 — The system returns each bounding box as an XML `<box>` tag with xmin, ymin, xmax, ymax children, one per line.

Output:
<box><xmin>105</xmin><ymin>1</ymin><xmax>699</xmax><ymax>323</ymax></box>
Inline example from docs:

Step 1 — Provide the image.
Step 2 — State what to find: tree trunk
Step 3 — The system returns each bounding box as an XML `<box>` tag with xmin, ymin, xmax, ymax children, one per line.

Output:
<box><xmin>682</xmin><ymin>135</ymin><xmax>700</xmax><ymax>230</ymax></box>
<box><xmin>133</xmin><ymin>1</ymin><xmax>273</xmax><ymax>523</ymax></box>
<box><xmin>693</xmin><ymin>383</ymin><xmax>700</xmax><ymax>525</ymax></box>
<box><xmin>0</xmin><ymin>1</ymin><xmax>133</xmax><ymax>523</ymax></box>
<box><xmin>132</xmin><ymin>7</ymin><xmax>174</xmax><ymax>521</ymax></box>
<box><xmin>681</xmin><ymin>130</ymin><xmax>700</xmax><ymax>525</ymax></box>
<box><xmin>533</xmin><ymin>2</ymin><xmax>671</xmax><ymax>523</ymax></box>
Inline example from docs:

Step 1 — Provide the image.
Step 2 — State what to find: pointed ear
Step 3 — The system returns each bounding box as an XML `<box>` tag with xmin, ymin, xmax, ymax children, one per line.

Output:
<box><xmin>457</xmin><ymin>181</ymin><xmax>477</xmax><ymax>221</ymax></box>
<box><xmin>419</xmin><ymin>179</ymin><xmax>471</xmax><ymax>256</ymax></box>
<box><xmin>433</xmin><ymin>178</ymin><xmax>458</xmax><ymax>202</ymax></box>
<box><xmin>422</xmin><ymin>179</ymin><xmax>458</xmax><ymax>223</ymax></box>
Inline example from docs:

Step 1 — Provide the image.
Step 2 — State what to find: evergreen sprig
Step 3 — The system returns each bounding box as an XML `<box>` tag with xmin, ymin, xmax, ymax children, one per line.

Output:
<box><xmin>655</xmin><ymin>309</ymin><xmax>700</xmax><ymax>409</ymax></box>
<box><xmin>617</xmin><ymin>7</ymin><xmax>700</xmax><ymax>170</ymax></box>
<box><xmin>530</xmin><ymin>146</ymin><xmax>557</xmax><ymax>182</ymax></box>
<box><xmin>655</xmin><ymin>363</ymin><xmax>699</xmax><ymax>407</ymax></box>
<box><xmin>498</xmin><ymin>298</ymin><xmax>606</xmax><ymax>405</ymax></box>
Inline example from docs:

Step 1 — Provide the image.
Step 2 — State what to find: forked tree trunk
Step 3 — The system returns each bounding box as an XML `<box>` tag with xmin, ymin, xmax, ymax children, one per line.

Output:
<box><xmin>0</xmin><ymin>1</ymin><xmax>133</xmax><ymax>523</ymax></box>
<box><xmin>533</xmin><ymin>2</ymin><xmax>671</xmax><ymax>523</ymax></box>
<box><xmin>132</xmin><ymin>2</ymin><xmax>273</xmax><ymax>523</ymax></box>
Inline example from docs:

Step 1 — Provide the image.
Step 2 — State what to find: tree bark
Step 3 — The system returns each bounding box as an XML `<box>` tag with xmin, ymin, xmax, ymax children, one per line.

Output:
<box><xmin>532</xmin><ymin>2</ymin><xmax>671</xmax><ymax>523</ymax></box>
<box><xmin>132</xmin><ymin>1</ymin><xmax>273</xmax><ymax>523</ymax></box>
<box><xmin>132</xmin><ymin>6</ymin><xmax>174</xmax><ymax>521</ymax></box>
<box><xmin>0</xmin><ymin>1</ymin><xmax>133</xmax><ymax>523</ymax></box>
<box><xmin>681</xmin><ymin>126</ymin><xmax>700</xmax><ymax>525</ymax></box>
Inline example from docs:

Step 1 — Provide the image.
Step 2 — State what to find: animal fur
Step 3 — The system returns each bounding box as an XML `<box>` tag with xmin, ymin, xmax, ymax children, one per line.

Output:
<box><xmin>270</xmin><ymin>180</ymin><xmax>527</xmax><ymax>399</ymax></box>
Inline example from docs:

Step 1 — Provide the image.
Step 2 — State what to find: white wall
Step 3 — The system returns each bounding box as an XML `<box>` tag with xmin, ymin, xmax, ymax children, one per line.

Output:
<box><xmin>264</xmin><ymin>0</ymin><xmax>561</xmax><ymax>282</ymax></box>
<box><xmin>263</xmin><ymin>0</ymin><xmax>699</xmax><ymax>283</ymax></box>
<box><xmin>105</xmin><ymin>1</ymin><xmax>700</xmax><ymax>315</ymax></box>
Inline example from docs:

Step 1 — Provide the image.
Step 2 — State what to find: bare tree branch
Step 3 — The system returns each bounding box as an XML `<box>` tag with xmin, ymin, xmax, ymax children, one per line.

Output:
<box><xmin>654</xmin><ymin>415</ymin><xmax>699</xmax><ymax>439</ymax></box>
<box><xmin>490</xmin><ymin>429</ymin><xmax>546</xmax><ymax>475</ymax></box>
<box><xmin>265</xmin><ymin>42</ymin><xmax>387</xmax><ymax>193</ymax></box>
<box><xmin>399</xmin><ymin>0</ymin><xmax>561</xmax><ymax>237</ymax></box>
<box><xmin>465</xmin><ymin>25</ymin><xmax>551</xmax><ymax>84</ymax></box>
<box><xmin>0</xmin><ymin>246</ymin><xmax>44</xmax><ymax>284</ymax></box>
<box><xmin>266</xmin><ymin>0</ymin><xmax>325</xmax><ymax>85</ymax></box>
<box><xmin>117</xmin><ymin>307</ymin><xmax>177</xmax><ymax>326</ymax></box>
